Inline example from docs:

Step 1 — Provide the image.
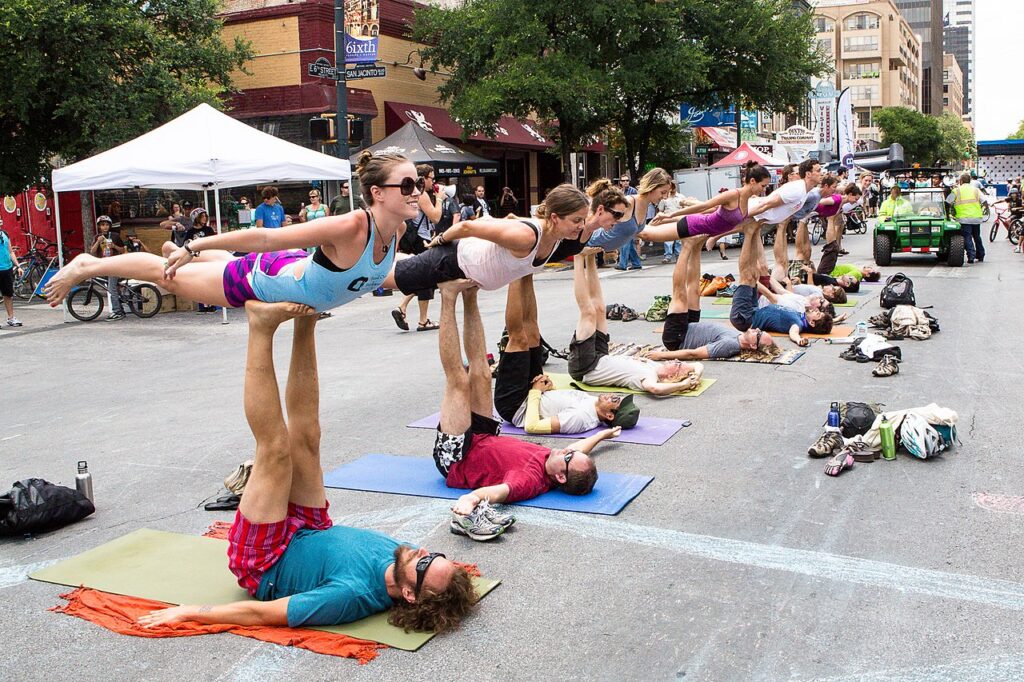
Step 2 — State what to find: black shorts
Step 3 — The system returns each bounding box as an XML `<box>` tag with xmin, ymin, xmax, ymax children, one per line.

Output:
<box><xmin>675</xmin><ymin>216</ymin><xmax>690</xmax><ymax>239</ymax></box>
<box><xmin>432</xmin><ymin>412</ymin><xmax>502</xmax><ymax>476</ymax></box>
<box><xmin>546</xmin><ymin>236</ymin><xmax>586</xmax><ymax>263</ymax></box>
<box><xmin>0</xmin><ymin>268</ymin><xmax>13</xmax><ymax>298</ymax></box>
<box><xmin>493</xmin><ymin>347</ymin><xmax>544</xmax><ymax>423</ymax></box>
<box><xmin>568</xmin><ymin>330</ymin><xmax>609</xmax><ymax>381</ymax></box>
<box><xmin>817</xmin><ymin>240</ymin><xmax>840</xmax><ymax>275</ymax></box>
<box><xmin>729</xmin><ymin>284</ymin><xmax>758</xmax><ymax>332</ymax></box>
<box><xmin>662</xmin><ymin>312</ymin><xmax>689</xmax><ymax>351</ymax></box>
<box><xmin>393</xmin><ymin>242</ymin><xmax>466</xmax><ymax>295</ymax></box>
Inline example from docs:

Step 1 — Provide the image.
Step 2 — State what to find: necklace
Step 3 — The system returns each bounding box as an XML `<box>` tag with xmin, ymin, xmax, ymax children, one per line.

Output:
<box><xmin>369</xmin><ymin>210</ymin><xmax>390</xmax><ymax>255</ymax></box>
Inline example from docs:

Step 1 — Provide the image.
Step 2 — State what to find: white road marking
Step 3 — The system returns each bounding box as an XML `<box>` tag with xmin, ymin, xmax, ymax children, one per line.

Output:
<box><xmin>0</xmin><ymin>560</ymin><xmax>59</xmax><ymax>590</ymax></box>
<box><xmin>808</xmin><ymin>654</ymin><xmax>1024</xmax><ymax>682</ymax></box>
<box><xmin>1</xmin><ymin>434</ymin><xmax>23</xmax><ymax>442</ymax></box>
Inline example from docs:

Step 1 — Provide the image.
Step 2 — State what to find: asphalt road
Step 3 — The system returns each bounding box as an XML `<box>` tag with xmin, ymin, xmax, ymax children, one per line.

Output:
<box><xmin>2</xmin><ymin>224</ymin><xmax>1023</xmax><ymax>681</ymax></box>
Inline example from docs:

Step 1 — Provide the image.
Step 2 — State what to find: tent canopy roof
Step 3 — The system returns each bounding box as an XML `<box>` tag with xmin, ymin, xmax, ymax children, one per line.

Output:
<box><xmin>52</xmin><ymin>104</ymin><xmax>351</xmax><ymax>192</ymax></box>
<box><xmin>354</xmin><ymin>121</ymin><xmax>499</xmax><ymax>177</ymax></box>
<box><xmin>711</xmin><ymin>142</ymin><xmax>789</xmax><ymax>168</ymax></box>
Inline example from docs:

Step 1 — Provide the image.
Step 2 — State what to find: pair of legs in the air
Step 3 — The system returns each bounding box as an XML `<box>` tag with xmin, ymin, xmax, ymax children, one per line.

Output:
<box><xmin>661</xmin><ymin>239</ymin><xmax>703</xmax><ymax>350</ymax></box>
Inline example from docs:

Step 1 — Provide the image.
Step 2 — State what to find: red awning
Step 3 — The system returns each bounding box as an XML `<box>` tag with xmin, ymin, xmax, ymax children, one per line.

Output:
<box><xmin>385</xmin><ymin>102</ymin><xmax>553</xmax><ymax>150</ymax></box>
<box><xmin>697</xmin><ymin>126</ymin><xmax>736</xmax><ymax>150</ymax></box>
<box><xmin>229</xmin><ymin>84</ymin><xmax>378</xmax><ymax>119</ymax></box>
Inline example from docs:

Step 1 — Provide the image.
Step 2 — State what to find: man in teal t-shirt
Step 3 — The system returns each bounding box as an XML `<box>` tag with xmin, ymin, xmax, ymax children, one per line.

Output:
<box><xmin>0</xmin><ymin>227</ymin><xmax>24</xmax><ymax>327</ymax></box>
<box><xmin>137</xmin><ymin>302</ymin><xmax>477</xmax><ymax>632</ymax></box>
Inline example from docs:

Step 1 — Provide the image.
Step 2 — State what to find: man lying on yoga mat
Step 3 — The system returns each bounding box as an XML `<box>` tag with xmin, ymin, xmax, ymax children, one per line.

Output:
<box><xmin>647</xmin><ymin>321</ymin><xmax>774</xmax><ymax>361</ymax></box>
<box><xmin>138</xmin><ymin>302</ymin><xmax>475</xmax><ymax>632</ymax></box>
<box><xmin>433</xmin><ymin>280</ymin><xmax>620</xmax><ymax>542</ymax></box>
<box><xmin>494</xmin><ymin>369</ymin><xmax>640</xmax><ymax>435</ymax></box>
<box><xmin>569</xmin><ymin>252</ymin><xmax>704</xmax><ymax>395</ymax></box>
<box><xmin>760</xmin><ymin>279</ymin><xmax>849</xmax><ymax>324</ymax></box>
<box><xmin>730</xmin><ymin>205</ymin><xmax>833</xmax><ymax>347</ymax></box>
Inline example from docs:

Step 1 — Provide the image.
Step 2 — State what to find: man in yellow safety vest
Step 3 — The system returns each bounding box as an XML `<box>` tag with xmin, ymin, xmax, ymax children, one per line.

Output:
<box><xmin>946</xmin><ymin>172</ymin><xmax>985</xmax><ymax>263</ymax></box>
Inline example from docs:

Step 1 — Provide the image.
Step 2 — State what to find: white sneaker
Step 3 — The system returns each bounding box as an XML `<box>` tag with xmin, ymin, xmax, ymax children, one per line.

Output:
<box><xmin>7</xmin><ymin>317</ymin><xmax>22</xmax><ymax>327</ymax></box>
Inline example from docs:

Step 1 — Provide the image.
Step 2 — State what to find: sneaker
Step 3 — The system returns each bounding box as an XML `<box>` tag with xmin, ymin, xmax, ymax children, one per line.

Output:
<box><xmin>872</xmin><ymin>354</ymin><xmax>900</xmax><ymax>377</ymax></box>
<box><xmin>838</xmin><ymin>346</ymin><xmax>867</xmax><ymax>362</ymax></box>
<box><xmin>6</xmin><ymin>317</ymin><xmax>22</xmax><ymax>327</ymax></box>
<box><xmin>476</xmin><ymin>500</ymin><xmax>516</xmax><ymax>529</ymax></box>
<box><xmin>662</xmin><ymin>256</ymin><xmax>672</xmax><ymax>263</ymax></box>
<box><xmin>808</xmin><ymin>430</ymin><xmax>843</xmax><ymax>458</ymax></box>
<box><xmin>107</xmin><ymin>311</ymin><xmax>126</xmax><ymax>320</ymax></box>
<box><xmin>223</xmin><ymin>459</ymin><xmax>253</xmax><ymax>494</ymax></box>
<box><xmin>450</xmin><ymin>506</ymin><xmax>505</xmax><ymax>541</ymax></box>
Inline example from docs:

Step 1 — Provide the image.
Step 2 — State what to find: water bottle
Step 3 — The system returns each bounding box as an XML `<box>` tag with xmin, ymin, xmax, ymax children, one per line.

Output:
<box><xmin>879</xmin><ymin>416</ymin><xmax>896</xmax><ymax>460</ymax></box>
<box><xmin>827</xmin><ymin>402</ymin><xmax>841</xmax><ymax>431</ymax></box>
<box><xmin>75</xmin><ymin>461</ymin><xmax>94</xmax><ymax>503</ymax></box>
<box><xmin>855</xmin><ymin>321</ymin><xmax>868</xmax><ymax>337</ymax></box>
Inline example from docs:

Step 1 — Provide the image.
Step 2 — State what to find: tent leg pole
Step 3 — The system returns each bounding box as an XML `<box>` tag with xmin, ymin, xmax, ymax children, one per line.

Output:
<box><xmin>54</xmin><ymin>192</ymin><xmax>70</xmax><ymax>323</ymax></box>
<box><xmin>213</xmin><ymin>186</ymin><xmax>228</xmax><ymax>325</ymax></box>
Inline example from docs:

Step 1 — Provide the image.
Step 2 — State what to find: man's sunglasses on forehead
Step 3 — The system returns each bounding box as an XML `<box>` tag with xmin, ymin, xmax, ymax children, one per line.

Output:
<box><xmin>415</xmin><ymin>552</ymin><xmax>445</xmax><ymax>596</ymax></box>
<box><xmin>378</xmin><ymin>177</ymin><xmax>426</xmax><ymax>196</ymax></box>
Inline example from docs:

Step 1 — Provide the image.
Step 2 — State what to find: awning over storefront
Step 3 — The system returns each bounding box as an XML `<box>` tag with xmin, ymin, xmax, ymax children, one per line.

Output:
<box><xmin>696</xmin><ymin>126</ymin><xmax>736</xmax><ymax>150</ymax></box>
<box><xmin>385</xmin><ymin>102</ymin><xmax>554</xmax><ymax>150</ymax></box>
<box><xmin>230</xmin><ymin>84</ymin><xmax>378</xmax><ymax>119</ymax></box>
<box><xmin>353</xmin><ymin>121</ymin><xmax>499</xmax><ymax>177</ymax></box>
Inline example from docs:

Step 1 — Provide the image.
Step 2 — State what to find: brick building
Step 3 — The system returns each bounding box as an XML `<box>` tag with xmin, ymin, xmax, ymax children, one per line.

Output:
<box><xmin>941</xmin><ymin>52</ymin><xmax>964</xmax><ymax>119</ymax></box>
<box><xmin>219</xmin><ymin>0</ymin><xmax>583</xmax><ymax>210</ymax></box>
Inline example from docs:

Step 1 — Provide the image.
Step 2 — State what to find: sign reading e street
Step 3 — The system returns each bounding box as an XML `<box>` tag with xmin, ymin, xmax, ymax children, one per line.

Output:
<box><xmin>308</xmin><ymin>57</ymin><xmax>338</xmax><ymax>80</ymax></box>
<box><xmin>307</xmin><ymin>58</ymin><xmax>386</xmax><ymax>81</ymax></box>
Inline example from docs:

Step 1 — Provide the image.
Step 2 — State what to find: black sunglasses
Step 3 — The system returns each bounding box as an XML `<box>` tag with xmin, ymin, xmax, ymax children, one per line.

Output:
<box><xmin>562</xmin><ymin>450</ymin><xmax>576</xmax><ymax>480</ymax></box>
<box><xmin>754</xmin><ymin>330</ymin><xmax>764</xmax><ymax>348</ymax></box>
<box><xmin>607</xmin><ymin>207</ymin><xmax>625</xmax><ymax>220</ymax></box>
<box><xmin>415</xmin><ymin>552</ymin><xmax>446</xmax><ymax>596</ymax></box>
<box><xmin>378</xmin><ymin>177</ymin><xmax>426</xmax><ymax>196</ymax></box>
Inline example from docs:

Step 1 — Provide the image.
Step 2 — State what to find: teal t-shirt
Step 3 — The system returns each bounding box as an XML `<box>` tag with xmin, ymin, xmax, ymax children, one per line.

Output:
<box><xmin>831</xmin><ymin>264</ymin><xmax>863</xmax><ymax>281</ymax></box>
<box><xmin>256</xmin><ymin>525</ymin><xmax>402</xmax><ymax>627</ymax></box>
<box><xmin>0</xmin><ymin>231</ymin><xmax>12</xmax><ymax>270</ymax></box>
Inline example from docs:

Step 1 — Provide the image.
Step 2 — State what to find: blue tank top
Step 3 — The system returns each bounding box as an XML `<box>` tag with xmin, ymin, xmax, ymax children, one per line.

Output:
<box><xmin>250</xmin><ymin>210</ymin><xmax>396</xmax><ymax>312</ymax></box>
<box><xmin>586</xmin><ymin>197</ymin><xmax>645</xmax><ymax>251</ymax></box>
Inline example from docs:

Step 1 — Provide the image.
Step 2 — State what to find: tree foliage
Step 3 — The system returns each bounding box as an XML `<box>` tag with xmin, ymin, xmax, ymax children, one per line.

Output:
<box><xmin>0</xmin><ymin>0</ymin><xmax>252</xmax><ymax>192</ymax></box>
<box><xmin>412</xmin><ymin>0</ymin><xmax>827</xmax><ymax>183</ymax></box>
<box><xmin>1009</xmin><ymin>119</ymin><xmax>1024</xmax><ymax>140</ymax></box>
<box><xmin>935</xmin><ymin>113</ymin><xmax>975</xmax><ymax>166</ymax></box>
<box><xmin>874</xmin><ymin>107</ymin><xmax>942</xmax><ymax>165</ymax></box>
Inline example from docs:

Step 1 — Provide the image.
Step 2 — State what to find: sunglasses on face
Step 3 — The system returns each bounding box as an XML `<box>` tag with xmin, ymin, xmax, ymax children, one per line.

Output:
<box><xmin>378</xmin><ymin>177</ymin><xmax>426</xmax><ymax>196</ymax></box>
<box><xmin>562</xmin><ymin>450</ymin><xmax>576</xmax><ymax>479</ymax></box>
<box><xmin>754</xmin><ymin>330</ymin><xmax>764</xmax><ymax>348</ymax></box>
<box><xmin>309</xmin><ymin>194</ymin><xmax>319</xmax><ymax>199</ymax></box>
<box><xmin>415</xmin><ymin>552</ymin><xmax>446</xmax><ymax>596</ymax></box>
<box><xmin>607</xmin><ymin>207</ymin><xmax>625</xmax><ymax>220</ymax></box>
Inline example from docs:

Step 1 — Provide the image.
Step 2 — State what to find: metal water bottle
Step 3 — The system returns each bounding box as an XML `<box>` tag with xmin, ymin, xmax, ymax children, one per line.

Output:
<box><xmin>879</xmin><ymin>416</ymin><xmax>896</xmax><ymax>460</ymax></box>
<box><xmin>75</xmin><ymin>461</ymin><xmax>94</xmax><ymax>503</ymax></box>
<box><xmin>827</xmin><ymin>402</ymin><xmax>841</xmax><ymax>430</ymax></box>
<box><xmin>855</xmin><ymin>321</ymin><xmax>868</xmax><ymax>337</ymax></box>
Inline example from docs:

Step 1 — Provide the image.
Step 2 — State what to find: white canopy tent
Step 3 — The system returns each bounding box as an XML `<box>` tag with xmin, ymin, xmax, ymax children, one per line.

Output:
<box><xmin>51</xmin><ymin>103</ymin><xmax>352</xmax><ymax>322</ymax></box>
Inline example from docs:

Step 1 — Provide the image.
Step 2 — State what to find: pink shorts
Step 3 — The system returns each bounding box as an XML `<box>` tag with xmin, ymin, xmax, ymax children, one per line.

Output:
<box><xmin>226</xmin><ymin>502</ymin><xmax>332</xmax><ymax>595</ymax></box>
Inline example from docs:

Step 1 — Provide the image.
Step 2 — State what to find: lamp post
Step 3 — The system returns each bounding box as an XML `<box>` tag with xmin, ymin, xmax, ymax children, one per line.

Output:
<box><xmin>334</xmin><ymin>0</ymin><xmax>349</xmax><ymax>160</ymax></box>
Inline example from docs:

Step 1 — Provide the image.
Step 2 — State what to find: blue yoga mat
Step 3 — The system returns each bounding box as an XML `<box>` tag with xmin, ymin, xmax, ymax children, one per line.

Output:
<box><xmin>324</xmin><ymin>454</ymin><xmax>653</xmax><ymax>515</ymax></box>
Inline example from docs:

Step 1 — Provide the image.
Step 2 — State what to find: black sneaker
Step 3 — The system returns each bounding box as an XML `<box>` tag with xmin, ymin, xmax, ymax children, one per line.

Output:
<box><xmin>107</xmin><ymin>311</ymin><xmax>126</xmax><ymax>320</ymax></box>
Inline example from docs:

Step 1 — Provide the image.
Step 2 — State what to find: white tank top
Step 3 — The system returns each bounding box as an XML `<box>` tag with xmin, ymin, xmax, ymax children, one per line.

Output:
<box><xmin>456</xmin><ymin>220</ymin><xmax>558</xmax><ymax>291</ymax></box>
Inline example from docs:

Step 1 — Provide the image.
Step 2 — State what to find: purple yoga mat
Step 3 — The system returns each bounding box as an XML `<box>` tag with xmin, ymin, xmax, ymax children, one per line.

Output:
<box><xmin>406</xmin><ymin>413</ymin><xmax>684</xmax><ymax>446</ymax></box>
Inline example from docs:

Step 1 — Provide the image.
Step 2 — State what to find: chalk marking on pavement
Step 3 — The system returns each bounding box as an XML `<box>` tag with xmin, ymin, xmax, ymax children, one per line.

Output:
<box><xmin>1</xmin><ymin>434</ymin><xmax>23</xmax><ymax>442</ymax></box>
<box><xmin>0</xmin><ymin>560</ymin><xmax>58</xmax><ymax>590</ymax></box>
<box><xmin>513</xmin><ymin>509</ymin><xmax>1024</xmax><ymax>611</ymax></box>
<box><xmin>124</xmin><ymin>461</ymin><xmax>219</xmax><ymax>473</ymax></box>
<box><xmin>807</xmin><ymin>653</ymin><xmax>1024</xmax><ymax>682</ymax></box>
<box><xmin>973</xmin><ymin>492</ymin><xmax>1024</xmax><ymax>515</ymax></box>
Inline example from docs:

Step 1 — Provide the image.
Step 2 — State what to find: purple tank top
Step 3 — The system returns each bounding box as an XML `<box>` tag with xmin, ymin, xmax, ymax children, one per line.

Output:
<box><xmin>816</xmin><ymin>193</ymin><xmax>843</xmax><ymax>218</ymax></box>
<box><xmin>686</xmin><ymin>203</ymin><xmax>744</xmax><ymax>237</ymax></box>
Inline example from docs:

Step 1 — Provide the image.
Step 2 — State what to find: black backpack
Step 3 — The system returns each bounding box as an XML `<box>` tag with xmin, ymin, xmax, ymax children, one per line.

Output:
<box><xmin>434</xmin><ymin>197</ymin><xmax>457</xmax><ymax>232</ymax></box>
<box><xmin>0</xmin><ymin>479</ymin><xmax>95</xmax><ymax>536</ymax></box>
<box><xmin>879</xmin><ymin>272</ymin><xmax>915</xmax><ymax>309</ymax></box>
<box><xmin>840</xmin><ymin>402</ymin><xmax>882</xmax><ymax>438</ymax></box>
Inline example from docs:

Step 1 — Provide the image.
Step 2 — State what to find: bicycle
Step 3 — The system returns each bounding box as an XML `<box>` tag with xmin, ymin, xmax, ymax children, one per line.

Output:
<box><xmin>989</xmin><ymin>202</ymin><xmax>1024</xmax><ymax>244</ymax></box>
<box><xmin>12</xmin><ymin>231</ymin><xmax>80</xmax><ymax>300</ymax></box>
<box><xmin>807</xmin><ymin>213</ymin><xmax>826</xmax><ymax>245</ymax></box>
<box><xmin>66</xmin><ymin>277</ymin><xmax>163</xmax><ymax>321</ymax></box>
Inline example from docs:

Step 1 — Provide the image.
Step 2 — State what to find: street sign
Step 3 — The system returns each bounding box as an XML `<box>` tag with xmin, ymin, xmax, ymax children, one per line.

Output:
<box><xmin>346</xmin><ymin>65</ymin><xmax>386</xmax><ymax>80</ymax></box>
<box><xmin>308</xmin><ymin>57</ymin><xmax>338</xmax><ymax>80</ymax></box>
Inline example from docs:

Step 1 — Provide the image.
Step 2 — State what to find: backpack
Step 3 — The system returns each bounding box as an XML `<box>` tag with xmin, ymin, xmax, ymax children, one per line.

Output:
<box><xmin>435</xmin><ymin>197</ymin><xmax>457</xmax><ymax>232</ymax></box>
<box><xmin>839</xmin><ymin>402</ymin><xmax>882</xmax><ymax>438</ymax></box>
<box><xmin>879</xmin><ymin>272</ymin><xmax>915</xmax><ymax>309</ymax></box>
<box><xmin>0</xmin><ymin>478</ymin><xmax>95</xmax><ymax>536</ymax></box>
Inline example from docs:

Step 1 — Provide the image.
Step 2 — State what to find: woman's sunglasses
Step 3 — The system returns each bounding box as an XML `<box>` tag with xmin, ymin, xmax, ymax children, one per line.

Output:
<box><xmin>378</xmin><ymin>177</ymin><xmax>426</xmax><ymax>196</ymax></box>
<box><xmin>415</xmin><ymin>552</ymin><xmax>446</xmax><ymax>596</ymax></box>
<box><xmin>607</xmin><ymin>207</ymin><xmax>625</xmax><ymax>220</ymax></box>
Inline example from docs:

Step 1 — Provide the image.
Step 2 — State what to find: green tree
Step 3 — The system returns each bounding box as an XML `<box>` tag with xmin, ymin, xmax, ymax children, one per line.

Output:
<box><xmin>874</xmin><ymin>107</ymin><xmax>942</xmax><ymax>165</ymax></box>
<box><xmin>1009</xmin><ymin>119</ymin><xmax>1024</xmax><ymax>140</ymax></box>
<box><xmin>609</xmin><ymin>122</ymin><xmax>693</xmax><ymax>175</ymax></box>
<box><xmin>935</xmin><ymin>113</ymin><xmax>975</xmax><ymax>166</ymax></box>
<box><xmin>0</xmin><ymin>0</ymin><xmax>252</xmax><ymax>192</ymax></box>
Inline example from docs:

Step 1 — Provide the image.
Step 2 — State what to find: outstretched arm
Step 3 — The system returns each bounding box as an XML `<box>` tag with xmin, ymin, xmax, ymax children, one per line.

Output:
<box><xmin>138</xmin><ymin>597</ymin><xmax>289</xmax><ymax>628</ymax></box>
<box><xmin>647</xmin><ymin>347</ymin><xmax>710</xmax><ymax>361</ymax></box>
<box><xmin>435</xmin><ymin>218</ymin><xmax>538</xmax><ymax>256</ymax></box>
<box><xmin>566</xmin><ymin>427</ymin><xmax>621</xmax><ymax>455</ymax></box>
<box><xmin>647</xmin><ymin>191</ymin><xmax>734</xmax><ymax>226</ymax></box>
<box><xmin>453</xmin><ymin>484</ymin><xmax>510</xmax><ymax>515</ymax></box>
<box><xmin>789</xmin><ymin>324</ymin><xmax>809</xmax><ymax>347</ymax></box>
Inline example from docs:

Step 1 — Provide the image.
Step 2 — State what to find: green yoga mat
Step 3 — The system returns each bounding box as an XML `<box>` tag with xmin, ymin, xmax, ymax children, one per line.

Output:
<box><xmin>30</xmin><ymin>528</ymin><xmax>500</xmax><ymax>652</ymax></box>
<box><xmin>548</xmin><ymin>372</ymin><xmax>715</xmax><ymax>397</ymax></box>
<box><xmin>711</xmin><ymin>296</ymin><xmax>858</xmax><ymax>307</ymax></box>
<box><xmin>696</xmin><ymin>308</ymin><xmax>731</xmax><ymax>319</ymax></box>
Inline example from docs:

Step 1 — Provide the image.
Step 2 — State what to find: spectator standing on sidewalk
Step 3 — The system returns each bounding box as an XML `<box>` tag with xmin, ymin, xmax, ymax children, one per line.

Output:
<box><xmin>160</xmin><ymin>202</ymin><xmax>192</xmax><ymax>247</ymax></box>
<box><xmin>329</xmin><ymin>182</ymin><xmax>354</xmax><ymax>216</ymax></box>
<box><xmin>0</xmin><ymin>223</ymin><xmax>23</xmax><ymax>327</ymax></box>
<box><xmin>254</xmin><ymin>186</ymin><xmax>285</xmax><ymax>228</ymax></box>
<box><xmin>299</xmin><ymin>188</ymin><xmax>330</xmax><ymax>223</ymax></box>
<box><xmin>657</xmin><ymin>182</ymin><xmax>683</xmax><ymax>263</ymax></box>
<box><xmin>90</xmin><ymin>215</ymin><xmax>127</xmax><ymax>320</ymax></box>
<box><xmin>499</xmin><ymin>187</ymin><xmax>518</xmax><ymax>216</ymax></box>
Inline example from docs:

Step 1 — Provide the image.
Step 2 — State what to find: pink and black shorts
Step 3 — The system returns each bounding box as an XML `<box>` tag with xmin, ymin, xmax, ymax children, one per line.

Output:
<box><xmin>226</xmin><ymin>501</ymin><xmax>332</xmax><ymax>595</ymax></box>
<box><xmin>221</xmin><ymin>250</ymin><xmax>308</xmax><ymax>308</ymax></box>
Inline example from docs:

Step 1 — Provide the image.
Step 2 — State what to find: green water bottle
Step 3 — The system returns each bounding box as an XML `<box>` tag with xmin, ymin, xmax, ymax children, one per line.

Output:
<box><xmin>879</xmin><ymin>416</ymin><xmax>896</xmax><ymax>460</ymax></box>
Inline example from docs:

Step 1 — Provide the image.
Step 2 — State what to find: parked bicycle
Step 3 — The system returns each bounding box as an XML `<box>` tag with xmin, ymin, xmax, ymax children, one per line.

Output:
<box><xmin>13</xmin><ymin>231</ymin><xmax>80</xmax><ymax>300</ymax></box>
<box><xmin>66</xmin><ymin>277</ymin><xmax>163</xmax><ymax>321</ymax></box>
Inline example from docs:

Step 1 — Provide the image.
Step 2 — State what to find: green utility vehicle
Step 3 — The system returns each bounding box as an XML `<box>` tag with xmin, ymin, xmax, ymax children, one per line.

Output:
<box><xmin>873</xmin><ymin>168</ymin><xmax>965</xmax><ymax>267</ymax></box>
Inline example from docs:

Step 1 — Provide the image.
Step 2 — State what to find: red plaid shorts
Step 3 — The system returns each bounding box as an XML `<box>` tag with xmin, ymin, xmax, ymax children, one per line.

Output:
<box><xmin>227</xmin><ymin>502</ymin><xmax>333</xmax><ymax>595</ymax></box>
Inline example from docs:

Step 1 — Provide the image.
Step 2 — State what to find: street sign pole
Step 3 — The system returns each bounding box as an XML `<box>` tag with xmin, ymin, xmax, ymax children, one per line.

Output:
<box><xmin>334</xmin><ymin>0</ymin><xmax>349</xmax><ymax>160</ymax></box>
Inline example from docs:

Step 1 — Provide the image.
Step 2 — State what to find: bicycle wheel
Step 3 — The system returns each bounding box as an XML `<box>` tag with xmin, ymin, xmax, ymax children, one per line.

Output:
<box><xmin>990</xmin><ymin>222</ymin><xmax>999</xmax><ymax>242</ymax></box>
<box><xmin>67</xmin><ymin>285</ymin><xmax>104</xmax><ymax>322</ymax></box>
<box><xmin>127</xmin><ymin>283</ymin><xmax>162</xmax><ymax>318</ymax></box>
<box><xmin>1010</xmin><ymin>220</ymin><xmax>1023</xmax><ymax>246</ymax></box>
<box><xmin>13</xmin><ymin>269</ymin><xmax>33</xmax><ymax>300</ymax></box>
<box><xmin>810</xmin><ymin>218</ymin><xmax>825</xmax><ymax>245</ymax></box>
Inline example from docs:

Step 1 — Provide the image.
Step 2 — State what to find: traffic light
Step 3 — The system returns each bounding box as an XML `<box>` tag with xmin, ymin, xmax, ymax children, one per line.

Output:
<box><xmin>309</xmin><ymin>115</ymin><xmax>336</xmax><ymax>142</ymax></box>
<box><xmin>348</xmin><ymin>118</ymin><xmax>364</xmax><ymax>143</ymax></box>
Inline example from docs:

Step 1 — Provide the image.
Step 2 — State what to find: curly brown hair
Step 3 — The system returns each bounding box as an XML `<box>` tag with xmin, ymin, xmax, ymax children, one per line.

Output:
<box><xmin>388</xmin><ymin>566</ymin><xmax>477</xmax><ymax>634</ymax></box>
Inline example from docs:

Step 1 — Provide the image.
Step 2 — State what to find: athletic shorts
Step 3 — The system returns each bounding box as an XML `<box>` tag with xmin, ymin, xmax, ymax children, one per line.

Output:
<box><xmin>817</xmin><ymin>240</ymin><xmax>840</xmax><ymax>275</ymax></box>
<box><xmin>221</xmin><ymin>250</ymin><xmax>309</xmax><ymax>308</ymax></box>
<box><xmin>493</xmin><ymin>347</ymin><xmax>545</xmax><ymax>423</ymax></box>
<box><xmin>227</xmin><ymin>502</ymin><xmax>333</xmax><ymax>596</ymax></box>
<box><xmin>393</xmin><ymin>242</ymin><xmax>466</xmax><ymax>295</ymax></box>
<box><xmin>432</xmin><ymin>412</ymin><xmax>502</xmax><ymax>476</ymax></box>
<box><xmin>729</xmin><ymin>284</ymin><xmax>758</xmax><ymax>332</ymax></box>
<box><xmin>675</xmin><ymin>216</ymin><xmax>690</xmax><ymax>239</ymax></box>
<box><xmin>787</xmin><ymin>259</ymin><xmax>814</xmax><ymax>282</ymax></box>
<box><xmin>568</xmin><ymin>330</ymin><xmax>610</xmax><ymax>380</ymax></box>
<box><xmin>0</xmin><ymin>268</ymin><xmax>13</xmax><ymax>298</ymax></box>
<box><xmin>662</xmin><ymin>312</ymin><xmax>689</xmax><ymax>351</ymax></box>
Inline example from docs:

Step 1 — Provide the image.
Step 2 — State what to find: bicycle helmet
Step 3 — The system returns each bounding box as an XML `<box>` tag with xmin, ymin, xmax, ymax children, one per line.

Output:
<box><xmin>96</xmin><ymin>214</ymin><xmax>112</xmax><ymax>225</ymax></box>
<box><xmin>190</xmin><ymin>207</ymin><xmax>208</xmax><ymax>221</ymax></box>
<box><xmin>900</xmin><ymin>414</ymin><xmax>941</xmax><ymax>459</ymax></box>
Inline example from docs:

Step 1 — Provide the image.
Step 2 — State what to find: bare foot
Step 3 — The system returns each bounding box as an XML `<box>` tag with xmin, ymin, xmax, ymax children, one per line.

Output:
<box><xmin>245</xmin><ymin>300</ymin><xmax>317</xmax><ymax>332</ymax></box>
<box><xmin>438</xmin><ymin>278</ymin><xmax>478</xmax><ymax>294</ymax></box>
<box><xmin>579</xmin><ymin>246</ymin><xmax>603</xmax><ymax>257</ymax></box>
<box><xmin>43</xmin><ymin>254</ymin><xmax>95</xmax><ymax>306</ymax></box>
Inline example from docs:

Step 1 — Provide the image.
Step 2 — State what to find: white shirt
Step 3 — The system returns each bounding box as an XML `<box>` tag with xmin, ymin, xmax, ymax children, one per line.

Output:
<box><xmin>759</xmin><ymin>292</ymin><xmax>808</xmax><ymax>313</ymax></box>
<box><xmin>511</xmin><ymin>390</ymin><xmax>601</xmax><ymax>434</ymax></box>
<box><xmin>583</xmin><ymin>355</ymin><xmax>659</xmax><ymax>392</ymax></box>
<box><xmin>752</xmin><ymin>180</ymin><xmax>808</xmax><ymax>225</ymax></box>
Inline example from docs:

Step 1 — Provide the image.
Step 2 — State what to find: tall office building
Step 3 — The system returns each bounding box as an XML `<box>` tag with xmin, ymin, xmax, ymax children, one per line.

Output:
<box><xmin>942</xmin><ymin>0</ymin><xmax>974</xmax><ymax>122</ymax></box>
<box><xmin>892</xmin><ymin>0</ymin><xmax>943</xmax><ymax>115</ymax></box>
